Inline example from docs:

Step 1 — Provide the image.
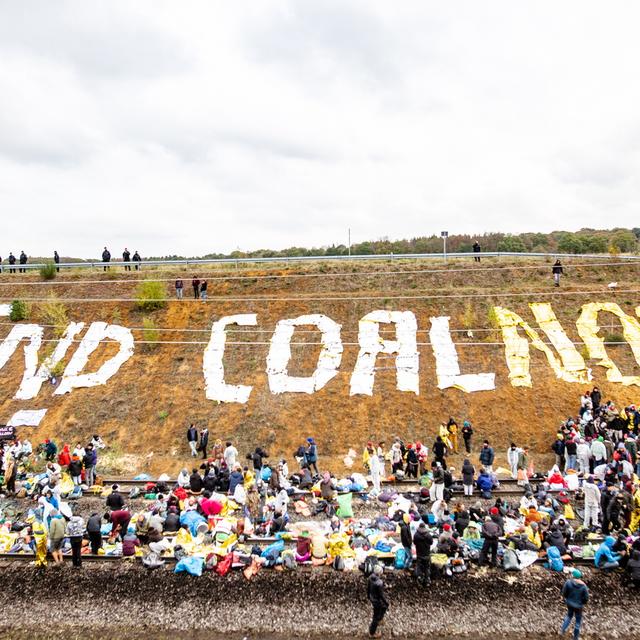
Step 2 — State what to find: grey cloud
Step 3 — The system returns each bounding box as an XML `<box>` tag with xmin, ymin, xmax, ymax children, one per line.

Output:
<box><xmin>0</xmin><ymin>2</ymin><xmax>192</xmax><ymax>79</ymax></box>
<box><xmin>245</xmin><ymin>2</ymin><xmax>435</xmax><ymax>88</ymax></box>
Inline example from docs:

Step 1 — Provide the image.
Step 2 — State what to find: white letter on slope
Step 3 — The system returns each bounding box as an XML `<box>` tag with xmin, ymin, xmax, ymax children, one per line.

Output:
<box><xmin>267</xmin><ymin>314</ymin><xmax>343</xmax><ymax>394</ymax></box>
<box><xmin>429</xmin><ymin>316</ymin><xmax>495</xmax><ymax>392</ymax></box>
<box><xmin>350</xmin><ymin>310</ymin><xmax>419</xmax><ymax>396</ymax></box>
<box><xmin>0</xmin><ymin>324</ymin><xmax>43</xmax><ymax>397</ymax></box>
<box><xmin>15</xmin><ymin>322</ymin><xmax>85</xmax><ymax>400</ymax></box>
<box><xmin>55</xmin><ymin>322</ymin><xmax>134</xmax><ymax>395</ymax></box>
<box><xmin>204</xmin><ymin>314</ymin><xmax>257</xmax><ymax>403</ymax></box>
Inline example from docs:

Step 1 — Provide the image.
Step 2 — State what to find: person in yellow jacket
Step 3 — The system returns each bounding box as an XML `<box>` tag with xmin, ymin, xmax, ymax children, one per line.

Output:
<box><xmin>438</xmin><ymin>424</ymin><xmax>452</xmax><ymax>450</ymax></box>
<box><xmin>362</xmin><ymin>442</ymin><xmax>374</xmax><ymax>471</ymax></box>
<box><xmin>629</xmin><ymin>484</ymin><xmax>640</xmax><ymax>533</ymax></box>
<box><xmin>524</xmin><ymin>522</ymin><xmax>542</xmax><ymax>549</ymax></box>
<box><xmin>447</xmin><ymin>418</ymin><xmax>459</xmax><ymax>454</ymax></box>
<box><xmin>32</xmin><ymin>518</ymin><xmax>48</xmax><ymax>567</ymax></box>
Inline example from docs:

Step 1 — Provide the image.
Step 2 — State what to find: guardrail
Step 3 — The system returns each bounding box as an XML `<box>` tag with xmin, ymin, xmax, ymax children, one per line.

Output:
<box><xmin>3</xmin><ymin>251</ymin><xmax>640</xmax><ymax>273</ymax></box>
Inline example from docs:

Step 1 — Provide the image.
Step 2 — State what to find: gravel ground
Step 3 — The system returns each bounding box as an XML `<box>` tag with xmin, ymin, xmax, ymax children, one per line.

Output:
<box><xmin>0</xmin><ymin>563</ymin><xmax>639</xmax><ymax>639</ymax></box>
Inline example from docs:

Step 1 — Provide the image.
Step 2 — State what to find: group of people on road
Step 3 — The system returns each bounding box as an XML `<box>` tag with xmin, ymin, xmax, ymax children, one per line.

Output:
<box><xmin>101</xmin><ymin>247</ymin><xmax>142</xmax><ymax>271</ymax></box>
<box><xmin>0</xmin><ymin>251</ymin><xmax>29</xmax><ymax>273</ymax></box>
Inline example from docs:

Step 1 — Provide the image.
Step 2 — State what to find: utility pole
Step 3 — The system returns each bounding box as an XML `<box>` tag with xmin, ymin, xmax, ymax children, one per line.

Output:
<box><xmin>348</xmin><ymin>228</ymin><xmax>351</xmax><ymax>257</ymax></box>
<box><xmin>441</xmin><ymin>231</ymin><xmax>448</xmax><ymax>262</ymax></box>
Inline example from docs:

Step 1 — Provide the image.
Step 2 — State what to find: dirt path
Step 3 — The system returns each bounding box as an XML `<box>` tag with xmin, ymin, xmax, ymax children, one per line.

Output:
<box><xmin>1</xmin><ymin>563</ymin><xmax>639</xmax><ymax>639</ymax></box>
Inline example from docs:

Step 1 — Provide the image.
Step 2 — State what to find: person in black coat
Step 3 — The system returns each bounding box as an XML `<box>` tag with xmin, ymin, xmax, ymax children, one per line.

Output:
<box><xmin>187</xmin><ymin>424</ymin><xmax>198</xmax><ymax>457</ymax></box>
<box><xmin>8</xmin><ymin>253</ymin><xmax>16</xmax><ymax>273</ymax></box>
<box><xmin>367</xmin><ymin>565</ymin><xmax>389</xmax><ymax>637</ymax></box>
<box><xmin>432</xmin><ymin>436</ymin><xmax>448</xmax><ymax>469</ymax></box>
<box><xmin>19</xmin><ymin>251</ymin><xmax>27</xmax><ymax>273</ymax></box>
<box><xmin>102</xmin><ymin>247</ymin><xmax>111</xmax><ymax>271</ymax></box>
<box><xmin>106</xmin><ymin>485</ymin><xmax>125</xmax><ymax>511</ymax></box>
<box><xmin>122</xmin><ymin>248</ymin><xmax>131</xmax><ymax>270</ymax></box>
<box><xmin>53</xmin><ymin>250</ymin><xmax>60</xmax><ymax>272</ymax></box>
<box><xmin>86</xmin><ymin>513</ymin><xmax>102</xmax><ymax>554</ymax></box>
<box><xmin>132</xmin><ymin>251</ymin><xmax>141</xmax><ymax>270</ymax></box>
<box><xmin>189</xmin><ymin>469</ymin><xmax>203</xmax><ymax>493</ymax></box>
<box><xmin>413</xmin><ymin>522</ymin><xmax>433</xmax><ymax>585</ymax></box>
<box><xmin>473</xmin><ymin>241</ymin><xmax>481</xmax><ymax>262</ymax></box>
<box><xmin>199</xmin><ymin>428</ymin><xmax>209</xmax><ymax>459</ymax></box>
<box><xmin>552</xmin><ymin>259</ymin><xmax>563</xmax><ymax>287</ymax></box>
<box><xmin>405</xmin><ymin>445</ymin><xmax>419</xmax><ymax>478</ymax></box>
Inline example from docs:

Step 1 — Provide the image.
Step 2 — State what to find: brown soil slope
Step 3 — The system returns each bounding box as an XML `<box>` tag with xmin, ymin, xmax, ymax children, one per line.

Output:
<box><xmin>1</xmin><ymin>257</ymin><xmax>640</xmax><ymax>475</ymax></box>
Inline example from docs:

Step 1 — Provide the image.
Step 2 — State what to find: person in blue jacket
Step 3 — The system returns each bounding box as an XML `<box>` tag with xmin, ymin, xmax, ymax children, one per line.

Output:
<box><xmin>594</xmin><ymin>535</ymin><xmax>622</xmax><ymax>570</ymax></box>
<box><xmin>561</xmin><ymin>569</ymin><xmax>589</xmax><ymax>640</ymax></box>
<box><xmin>305</xmin><ymin>437</ymin><xmax>319</xmax><ymax>475</ymax></box>
<box><xmin>476</xmin><ymin>468</ymin><xmax>494</xmax><ymax>499</ymax></box>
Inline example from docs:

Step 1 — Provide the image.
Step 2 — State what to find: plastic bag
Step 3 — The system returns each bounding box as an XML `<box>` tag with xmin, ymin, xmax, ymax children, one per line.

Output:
<box><xmin>174</xmin><ymin>556</ymin><xmax>204</xmax><ymax>576</ymax></box>
<box><xmin>336</xmin><ymin>493</ymin><xmax>353</xmax><ymax>519</ymax></box>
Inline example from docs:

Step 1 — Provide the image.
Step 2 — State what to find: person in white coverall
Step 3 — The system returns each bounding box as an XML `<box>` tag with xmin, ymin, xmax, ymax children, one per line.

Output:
<box><xmin>368</xmin><ymin>445</ymin><xmax>382</xmax><ymax>496</ymax></box>
<box><xmin>507</xmin><ymin>443</ymin><xmax>521</xmax><ymax>479</ymax></box>
<box><xmin>576</xmin><ymin>439</ymin><xmax>591</xmax><ymax>475</ymax></box>
<box><xmin>583</xmin><ymin>476</ymin><xmax>601</xmax><ymax>530</ymax></box>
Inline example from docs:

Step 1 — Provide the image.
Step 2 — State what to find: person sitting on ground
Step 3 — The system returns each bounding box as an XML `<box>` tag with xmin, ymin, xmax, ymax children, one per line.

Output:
<box><xmin>122</xmin><ymin>527</ymin><xmax>141</xmax><ymax>557</ymax></box>
<box><xmin>189</xmin><ymin>468</ymin><xmax>203</xmax><ymax>494</ymax></box>
<box><xmin>476</xmin><ymin>467</ymin><xmax>494</xmax><ymax>499</ymax></box>
<box><xmin>594</xmin><ymin>535</ymin><xmax>623</xmax><ymax>570</ymax></box>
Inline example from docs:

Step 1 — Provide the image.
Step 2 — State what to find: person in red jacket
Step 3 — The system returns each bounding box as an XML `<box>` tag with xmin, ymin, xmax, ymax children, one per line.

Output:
<box><xmin>105</xmin><ymin>509</ymin><xmax>131</xmax><ymax>542</ymax></box>
<box><xmin>57</xmin><ymin>444</ymin><xmax>71</xmax><ymax>468</ymax></box>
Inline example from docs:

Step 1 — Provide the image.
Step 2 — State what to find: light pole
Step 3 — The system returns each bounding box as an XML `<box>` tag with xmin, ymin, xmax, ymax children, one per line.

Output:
<box><xmin>348</xmin><ymin>228</ymin><xmax>351</xmax><ymax>257</ymax></box>
<box><xmin>441</xmin><ymin>231</ymin><xmax>448</xmax><ymax>262</ymax></box>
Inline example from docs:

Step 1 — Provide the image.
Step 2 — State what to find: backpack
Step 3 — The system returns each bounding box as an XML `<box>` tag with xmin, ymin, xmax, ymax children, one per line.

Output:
<box><xmin>502</xmin><ymin>548</ymin><xmax>521</xmax><ymax>571</ymax></box>
<box><xmin>283</xmin><ymin>551</ymin><xmax>297</xmax><ymax>570</ymax></box>
<box><xmin>142</xmin><ymin>552</ymin><xmax>165</xmax><ymax>569</ymax></box>
<box><xmin>394</xmin><ymin>547</ymin><xmax>408</xmax><ymax>569</ymax></box>
<box><xmin>362</xmin><ymin>555</ymin><xmax>378</xmax><ymax>576</ymax></box>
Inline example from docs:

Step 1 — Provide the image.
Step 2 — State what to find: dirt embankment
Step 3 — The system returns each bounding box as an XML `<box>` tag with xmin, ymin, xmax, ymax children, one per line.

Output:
<box><xmin>2</xmin><ymin>258</ymin><xmax>640</xmax><ymax>476</ymax></box>
<box><xmin>0</xmin><ymin>563</ymin><xmax>639</xmax><ymax>639</ymax></box>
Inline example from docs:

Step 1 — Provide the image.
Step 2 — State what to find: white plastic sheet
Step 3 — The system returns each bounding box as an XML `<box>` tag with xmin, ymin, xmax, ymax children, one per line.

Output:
<box><xmin>55</xmin><ymin>322</ymin><xmax>134</xmax><ymax>395</ymax></box>
<box><xmin>267</xmin><ymin>314</ymin><xmax>343</xmax><ymax>394</ymax></box>
<box><xmin>203</xmin><ymin>314</ymin><xmax>257</xmax><ymax>403</ymax></box>
<box><xmin>7</xmin><ymin>408</ymin><xmax>47</xmax><ymax>427</ymax></box>
<box><xmin>429</xmin><ymin>316</ymin><xmax>495</xmax><ymax>392</ymax></box>
<box><xmin>15</xmin><ymin>322</ymin><xmax>85</xmax><ymax>400</ymax></box>
<box><xmin>0</xmin><ymin>304</ymin><xmax>10</xmax><ymax>316</ymax></box>
<box><xmin>0</xmin><ymin>324</ymin><xmax>43</xmax><ymax>396</ymax></box>
<box><xmin>349</xmin><ymin>310</ymin><xmax>419</xmax><ymax>396</ymax></box>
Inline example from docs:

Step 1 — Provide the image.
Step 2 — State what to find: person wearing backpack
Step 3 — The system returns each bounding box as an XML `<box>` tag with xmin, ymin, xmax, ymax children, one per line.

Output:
<box><xmin>66</xmin><ymin>514</ymin><xmax>86</xmax><ymax>568</ymax></box>
<box><xmin>413</xmin><ymin>521</ymin><xmax>433</xmax><ymax>585</ymax></box>
<box><xmin>561</xmin><ymin>569</ymin><xmax>588</xmax><ymax>639</ymax></box>
<box><xmin>305</xmin><ymin>437</ymin><xmax>319</xmax><ymax>475</ymax></box>
<box><xmin>367</xmin><ymin>564</ymin><xmax>388</xmax><ymax>638</ymax></box>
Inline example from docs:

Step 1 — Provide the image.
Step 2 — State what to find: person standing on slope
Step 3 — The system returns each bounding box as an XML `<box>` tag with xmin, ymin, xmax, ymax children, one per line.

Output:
<box><xmin>187</xmin><ymin>423</ymin><xmax>198</xmax><ymax>457</ymax></box>
<box><xmin>552</xmin><ymin>259</ymin><xmax>563</xmax><ymax>287</ymax></box>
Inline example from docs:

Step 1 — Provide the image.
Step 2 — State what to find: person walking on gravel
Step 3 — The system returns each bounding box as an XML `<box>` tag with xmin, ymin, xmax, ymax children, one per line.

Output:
<box><xmin>561</xmin><ymin>569</ymin><xmax>588</xmax><ymax>640</ymax></box>
<box><xmin>367</xmin><ymin>564</ymin><xmax>389</xmax><ymax>638</ymax></box>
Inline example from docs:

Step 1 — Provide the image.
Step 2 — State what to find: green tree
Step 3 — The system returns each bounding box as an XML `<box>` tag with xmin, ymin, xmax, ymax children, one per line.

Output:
<box><xmin>610</xmin><ymin>230</ymin><xmax>637</xmax><ymax>253</ymax></box>
<box><xmin>497</xmin><ymin>236</ymin><xmax>526</xmax><ymax>252</ymax></box>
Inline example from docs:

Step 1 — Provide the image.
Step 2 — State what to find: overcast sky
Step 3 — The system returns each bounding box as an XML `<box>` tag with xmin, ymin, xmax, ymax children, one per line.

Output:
<box><xmin>1</xmin><ymin>1</ymin><xmax>639</xmax><ymax>258</ymax></box>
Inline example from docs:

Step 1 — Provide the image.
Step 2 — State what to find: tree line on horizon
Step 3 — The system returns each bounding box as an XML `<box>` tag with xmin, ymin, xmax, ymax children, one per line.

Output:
<box><xmin>153</xmin><ymin>227</ymin><xmax>640</xmax><ymax>261</ymax></box>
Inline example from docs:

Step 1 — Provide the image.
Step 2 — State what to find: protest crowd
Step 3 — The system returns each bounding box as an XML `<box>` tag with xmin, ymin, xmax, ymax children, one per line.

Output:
<box><xmin>1</xmin><ymin>387</ymin><xmax>640</xmax><ymax>637</ymax></box>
